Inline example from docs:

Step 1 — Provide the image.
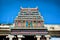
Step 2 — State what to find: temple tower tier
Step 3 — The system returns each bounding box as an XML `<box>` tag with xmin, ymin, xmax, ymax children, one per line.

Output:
<box><xmin>14</xmin><ymin>7</ymin><xmax>45</xmax><ymax>29</ymax></box>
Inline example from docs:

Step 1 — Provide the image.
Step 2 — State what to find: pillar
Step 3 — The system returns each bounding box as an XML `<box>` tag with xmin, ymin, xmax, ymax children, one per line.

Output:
<box><xmin>36</xmin><ymin>35</ymin><xmax>41</xmax><ymax>40</ymax></box>
<box><xmin>18</xmin><ymin>38</ymin><xmax>21</xmax><ymax>40</ymax></box>
<box><xmin>45</xmin><ymin>35</ymin><xmax>50</xmax><ymax>40</ymax></box>
<box><xmin>17</xmin><ymin>35</ymin><xmax>24</xmax><ymax>40</ymax></box>
<box><xmin>46</xmin><ymin>37</ymin><xmax>50</xmax><ymax>40</ymax></box>
<box><xmin>6</xmin><ymin>34</ymin><xmax>14</xmax><ymax>40</ymax></box>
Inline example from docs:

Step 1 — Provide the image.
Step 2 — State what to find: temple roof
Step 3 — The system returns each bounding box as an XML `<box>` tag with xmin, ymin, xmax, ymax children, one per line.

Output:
<box><xmin>15</xmin><ymin>7</ymin><xmax>44</xmax><ymax>21</ymax></box>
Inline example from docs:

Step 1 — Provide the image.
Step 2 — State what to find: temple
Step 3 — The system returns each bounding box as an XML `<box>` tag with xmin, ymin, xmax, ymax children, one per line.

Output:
<box><xmin>0</xmin><ymin>7</ymin><xmax>60</xmax><ymax>40</ymax></box>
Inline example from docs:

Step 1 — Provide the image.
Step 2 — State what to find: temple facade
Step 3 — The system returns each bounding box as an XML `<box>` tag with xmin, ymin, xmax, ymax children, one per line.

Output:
<box><xmin>1</xmin><ymin>7</ymin><xmax>60</xmax><ymax>40</ymax></box>
<box><xmin>0</xmin><ymin>7</ymin><xmax>50</xmax><ymax>40</ymax></box>
<box><xmin>10</xmin><ymin>7</ymin><xmax>50</xmax><ymax>40</ymax></box>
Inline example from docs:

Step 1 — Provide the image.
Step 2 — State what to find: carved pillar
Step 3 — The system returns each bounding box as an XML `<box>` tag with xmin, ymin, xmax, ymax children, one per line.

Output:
<box><xmin>45</xmin><ymin>35</ymin><xmax>50</xmax><ymax>40</ymax></box>
<box><xmin>17</xmin><ymin>35</ymin><xmax>24</xmax><ymax>40</ymax></box>
<box><xmin>36</xmin><ymin>35</ymin><xmax>41</xmax><ymax>40</ymax></box>
<box><xmin>46</xmin><ymin>37</ymin><xmax>50</xmax><ymax>40</ymax></box>
<box><xmin>6</xmin><ymin>35</ymin><xmax>14</xmax><ymax>40</ymax></box>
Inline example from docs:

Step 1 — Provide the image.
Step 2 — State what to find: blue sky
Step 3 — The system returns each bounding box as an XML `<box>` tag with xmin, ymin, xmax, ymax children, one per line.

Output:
<box><xmin>50</xmin><ymin>37</ymin><xmax>60</xmax><ymax>40</ymax></box>
<box><xmin>0</xmin><ymin>0</ymin><xmax>60</xmax><ymax>24</ymax></box>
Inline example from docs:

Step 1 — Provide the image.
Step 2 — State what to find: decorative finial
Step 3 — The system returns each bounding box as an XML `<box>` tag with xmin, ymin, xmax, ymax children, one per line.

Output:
<box><xmin>20</xmin><ymin>6</ymin><xmax>22</xmax><ymax>9</ymax></box>
<box><xmin>36</xmin><ymin>6</ymin><xmax>38</xmax><ymax>8</ymax></box>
